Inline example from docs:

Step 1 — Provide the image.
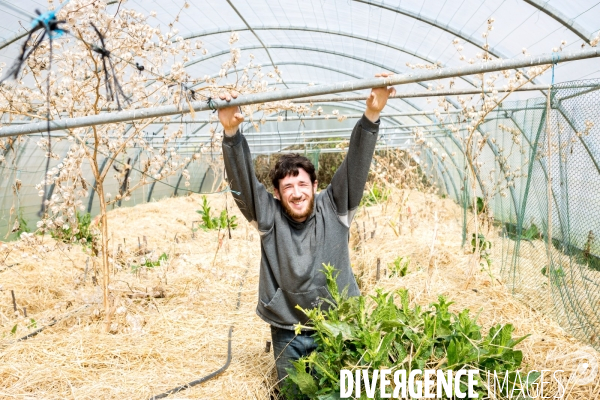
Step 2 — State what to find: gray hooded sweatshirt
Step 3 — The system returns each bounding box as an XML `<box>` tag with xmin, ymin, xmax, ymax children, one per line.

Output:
<box><xmin>222</xmin><ymin>115</ymin><xmax>379</xmax><ymax>330</ymax></box>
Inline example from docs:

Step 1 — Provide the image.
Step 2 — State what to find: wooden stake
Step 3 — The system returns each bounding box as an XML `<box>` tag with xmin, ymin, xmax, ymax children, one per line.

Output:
<box><xmin>23</xmin><ymin>307</ymin><xmax>27</xmax><ymax>318</ymax></box>
<box><xmin>376</xmin><ymin>258</ymin><xmax>381</xmax><ymax>281</ymax></box>
<box><xmin>265</xmin><ymin>341</ymin><xmax>271</xmax><ymax>353</ymax></box>
<box><xmin>11</xmin><ymin>290</ymin><xmax>17</xmax><ymax>312</ymax></box>
<box><xmin>83</xmin><ymin>257</ymin><xmax>90</xmax><ymax>283</ymax></box>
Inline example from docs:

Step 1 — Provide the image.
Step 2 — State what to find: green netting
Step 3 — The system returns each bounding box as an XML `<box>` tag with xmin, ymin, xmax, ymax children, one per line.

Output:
<box><xmin>511</xmin><ymin>79</ymin><xmax>600</xmax><ymax>351</ymax></box>
<box><xmin>419</xmin><ymin>79</ymin><xmax>600</xmax><ymax>351</ymax></box>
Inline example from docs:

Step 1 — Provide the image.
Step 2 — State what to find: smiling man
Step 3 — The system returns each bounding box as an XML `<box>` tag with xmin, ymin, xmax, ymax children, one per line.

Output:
<box><xmin>219</xmin><ymin>75</ymin><xmax>395</xmax><ymax>389</ymax></box>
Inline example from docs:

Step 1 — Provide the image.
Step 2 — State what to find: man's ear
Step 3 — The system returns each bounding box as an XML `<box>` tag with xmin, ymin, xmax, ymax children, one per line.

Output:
<box><xmin>273</xmin><ymin>188</ymin><xmax>280</xmax><ymax>200</ymax></box>
<box><xmin>313</xmin><ymin>180</ymin><xmax>318</xmax><ymax>192</ymax></box>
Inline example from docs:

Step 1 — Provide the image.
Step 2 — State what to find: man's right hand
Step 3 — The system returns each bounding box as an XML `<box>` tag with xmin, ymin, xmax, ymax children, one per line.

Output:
<box><xmin>218</xmin><ymin>91</ymin><xmax>244</xmax><ymax>136</ymax></box>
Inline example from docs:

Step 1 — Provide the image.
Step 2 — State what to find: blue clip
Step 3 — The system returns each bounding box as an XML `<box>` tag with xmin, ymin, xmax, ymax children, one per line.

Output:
<box><xmin>31</xmin><ymin>0</ymin><xmax>70</xmax><ymax>38</ymax></box>
<box><xmin>551</xmin><ymin>52</ymin><xmax>560</xmax><ymax>86</ymax></box>
<box><xmin>220</xmin><ymin>188</ymin><xmax>241</xmax><ymax>195</ymax></box>
<box><xmin>32</xmin><ymin>11</ymin><xmax>64</xmax><ymax>38</ymax></box>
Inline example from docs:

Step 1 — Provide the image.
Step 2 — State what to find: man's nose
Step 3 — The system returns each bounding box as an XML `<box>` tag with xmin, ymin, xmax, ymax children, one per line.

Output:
<box><xmin>292</xmin><ymin>185</ymin><xmax>301</xmax><ymax>197</ymax></box>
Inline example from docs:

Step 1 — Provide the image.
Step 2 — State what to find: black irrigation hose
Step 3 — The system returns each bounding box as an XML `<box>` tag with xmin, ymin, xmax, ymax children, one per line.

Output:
<box><xmin>15</xmin><ymin>304</ymin><xmax>90</xmax><ymax>342</ymax></box>
<box><xmin>149</xmin><ymin>265</ymin><xmax>249</xmax><ymax>399</ymax></box>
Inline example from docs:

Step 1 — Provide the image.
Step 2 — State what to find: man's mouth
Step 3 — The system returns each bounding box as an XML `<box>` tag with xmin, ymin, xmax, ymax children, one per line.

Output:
<box><xmin>290</xmin><ymin>198</ymin><xmax>305</xmax><ymax>207</ymax></box>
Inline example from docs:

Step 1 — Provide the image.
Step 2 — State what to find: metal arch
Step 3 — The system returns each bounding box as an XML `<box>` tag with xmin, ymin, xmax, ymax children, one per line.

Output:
<box><xmin>185</xmin><ymin>43</ymin><xmax>469</xmax><ymax>106</ymax></box>
<box><xmin>185</xmin><ymin>25</ymin><xmax>464</xmax><ymax>69</ymax></box>
<box><xmin>523</xmin><ymin>0</ymin><xmax>594</xmax><ymax>44</ymax></box>
<box><xmin>508</xmin><ymin>113</ymin><xmax>565</xmax><ymax>232</ymax></box>
<box><xmin>224</xmin><ymin>0</ymin><xmax>289</xmax><ymax>88</ymax></box>
<box><xmin>475</xmin><ymin>125</ymin><xmax>520</xmax><ymax>216</ymax></box>
<box><xmin>183</xmin><ymin>28</ymin><xmax>477</xmax><ymax>88</ymax></box>
<box><xmin>431</xmin><ymin>136</ymin><xmax>466</xmax><ymax>200</ymax></box>
<box><xmin>352</xmin><ymin>0</ymin><xmax>507</xmax><ymax>58</ymax></box>
<box><xmin>352</xmin><ymin>0</ymin><xmax>546</xmax><ymax>92</ymax></box>
<box><xmin>426</xmin><ymin>147</ymin><xmax>459</xmax><ymax>201</ymax></box>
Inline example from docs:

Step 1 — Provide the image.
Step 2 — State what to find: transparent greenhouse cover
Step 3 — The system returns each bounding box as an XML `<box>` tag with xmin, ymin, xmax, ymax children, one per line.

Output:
<box><xmin>0</xmin><ymin>0</ymin><xmax>599</xmax><ymax>230</ymax></box>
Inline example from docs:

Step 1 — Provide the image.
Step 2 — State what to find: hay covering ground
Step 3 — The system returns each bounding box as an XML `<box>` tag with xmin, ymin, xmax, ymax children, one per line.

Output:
<box><xmin>0</xmin><ymin>189</ymin><xmax>599</xmax><ymax>399</ymax></box>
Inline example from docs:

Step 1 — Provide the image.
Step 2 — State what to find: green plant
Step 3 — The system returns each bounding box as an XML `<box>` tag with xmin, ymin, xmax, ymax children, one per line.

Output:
<box><xmin>285</xmin><ymin>264</ymin><xmax>533</xmax><ymax>399</ymax></box>
<box><xmin>195</xmin><ymin>196</ymin><xmax>238</xmax><ymax>231</ymax></box>
<box><xmin>360</xmin><ymin>182</ymin><xmax>390</xmax><ymax>207</ymax></box>
<box><xmin>541</xmin><ymin>265</ymin><xmax>566</xmax><ymax>280</ymax></box>
<box><xmin>389</xmin><ymin>256</ymin><xmax>409</xmax><ymax>277</ymax></box>
<box><xmin>51</xmin><ymin>212</ymin><xmax>96</xmax><ymax>245</ymax></box>
<box><xmin>131</xmin><ymin>252</ymin><xmax>168</xmax><ymax>272</ymax></box>
<box><xmin>471</xmin><ymin>233</ymin><xmax>492</xmax><ymax>268</ymax></box>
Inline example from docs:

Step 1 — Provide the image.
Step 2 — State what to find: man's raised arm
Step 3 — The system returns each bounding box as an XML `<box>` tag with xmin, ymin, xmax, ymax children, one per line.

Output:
<box><xmin>328</xmin><ymin>74</ymin><xmax>396</xmax><ymax>227</ymax></box>
<box><xmin>219</xmin><ymin>92</ymin><xmax>276</xmax><ymax>232</ymax></box>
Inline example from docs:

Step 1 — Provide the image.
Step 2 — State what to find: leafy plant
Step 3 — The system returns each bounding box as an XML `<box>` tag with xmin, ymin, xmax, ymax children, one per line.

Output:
<box><xmin>471</xmin><ymin>233</ymin><xmax>492</xmax><ymax>267</ymax></box>
<box><xmin>285</xmin><ymin>264</ymin><xmax>532</xmax><ymax>399</ymax></box>
<box><xmin>360</xmin><ymin>182</ymin><xmax>390</xmax><ymax>207</ymax></box>
<box><xmin>131</xmin><ymin>252</ymin><xmax>168</xmax><ymax>272</ymax></box>
<box><xmin>51</xmin><ymin>212</ymin><xmax>96</xmax><ymax>245</ymax></box>
<box><xmin>195</xmin><ymin>195</ymin><xmax>238</xmax><ymax>231</ymax></box>
<box><xmin>389</xmin><ymin>256</ymin><xmax>409</xmax><ymax>277</ymax></box>
<box><xmin>541</xmin><ymin>264</ymin><xmax>566</xmax><ymax>281</ymax></box>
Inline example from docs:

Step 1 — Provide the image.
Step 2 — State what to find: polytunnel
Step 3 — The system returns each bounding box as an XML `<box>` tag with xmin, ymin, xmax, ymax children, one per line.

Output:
<box><xmin>0</xmin><ymin>0</ymin><xmax>599</xmax><ymax>398</ymax></box>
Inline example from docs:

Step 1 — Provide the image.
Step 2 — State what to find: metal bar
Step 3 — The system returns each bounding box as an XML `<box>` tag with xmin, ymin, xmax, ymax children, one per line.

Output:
<box><xmin>523</xmin><ymin>0</ymin><xmax>593</xmax><ymax>44</ymax></box>
<box><xmin>295</xmin><ymin>82</ymin><xmax>600</xmax><ymax>102</ymax></box>
<box><xmin>352</xmin><ymin>0</ymin><xmax>542</xmax><ymax>89</ymax></box>
<box><xmin>224</xmin><ymin>0</ymin><xmax>288</xmax><ymax>88</ymax></box>
<box><xmin>294</xmin><ymin>85</ymin><xmax>547</xmax><ymax>102</ymax></box>
<box><xmin>251</xmin><ymin>144</ymin><xmax>413</xmax><ymax>155</ymax></box>
<box><xmin>0</xmin><ymin>106</ymin><xmax>542</xmax><ymax>130</ymax></box>
<box><xmin>1</xmin><ymin>48</ymin><xmax>598</xmax><ymax>138</ymax></box>
<box><xmin>182</xmin><ymin>25</ymin><xmax>474</xmax><ymax>86</ymax></box>
<box><xmin>0</xmin><ymin>30</ymin><xmax>29</xmax><ymax>51</ymax></box>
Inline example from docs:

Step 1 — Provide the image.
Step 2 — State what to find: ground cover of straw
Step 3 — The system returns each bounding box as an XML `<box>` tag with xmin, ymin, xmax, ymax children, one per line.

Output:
<box><xmin>1</xmin><ymin>189</ymin><xmax>599</xmax><ymax>399</ymax></box>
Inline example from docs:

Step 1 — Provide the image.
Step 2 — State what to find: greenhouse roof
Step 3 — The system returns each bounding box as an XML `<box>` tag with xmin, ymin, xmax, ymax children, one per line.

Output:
<box><xmin>0</xmin><ymin>0</ymin><xmax>598</xmax><ymax>107</ymax></box>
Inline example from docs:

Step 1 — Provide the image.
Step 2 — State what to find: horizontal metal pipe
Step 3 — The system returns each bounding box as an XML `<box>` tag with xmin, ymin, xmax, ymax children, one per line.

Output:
<box><xmin>0</xmin><ymin>106</ymin><xmax>541</xmax><ymax>136</ymax></box>
<box><xmin>296</xmin><ymin>86</ymin><xmax>550</xmax><ymax>102</ymax></box>
<box><xmin>1</xmin><ymin>47</ymin><xmax>596</xmax><ymax>138</ymax></box>
<box><xmin>251</xmin><ymin>144</ymin><xmax>415</xmax><ymax>155</ymax></box>
<box><xmin>297</xmin><ymin>81</ymin><xmax>600</xmax><ymax>103</ymax></box>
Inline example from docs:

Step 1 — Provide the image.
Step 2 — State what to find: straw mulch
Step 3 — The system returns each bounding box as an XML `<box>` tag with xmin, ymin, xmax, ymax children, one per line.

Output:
<box><xmin>1</xmin><ymin>189</ymin><xmax>599</xmax><ymax>399</ymax></box>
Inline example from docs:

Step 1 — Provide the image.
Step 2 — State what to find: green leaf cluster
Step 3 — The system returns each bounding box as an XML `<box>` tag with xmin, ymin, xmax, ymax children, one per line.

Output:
<box><xmin>195</xmin><ymin>195</ymin><xmax>238</xmax><ymax>231</ymax></box>
<box><xmin>51</xmin><ymin>212</ymin><xmax>96</xmax><ymax>245</ymax></box>
<box><xmin>131</xmin><ymin>252</ymin><xmax>168</xmax><ymax>272</ymax></box>
<box><xmin>471</xmin><ymin>233</ymin><xmax>492</xmax><ymax>268</ymax></box>
<box><xmin>389</xmin><ymin>256</ymin><xmax>409</xmax><ymax>277</ymax></box>
<box><xmin>360</xmin><ymin>183</ymin><xmax>390</xmax><ymax>207</ymax></box>
<box><xmin>286</xmin><ymin>264</ymin><xmax>531</xmax><ymax>399</ymax></box>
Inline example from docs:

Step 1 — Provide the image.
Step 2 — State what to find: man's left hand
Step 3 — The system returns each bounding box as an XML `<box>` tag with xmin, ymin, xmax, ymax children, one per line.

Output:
<box><xmin>365</xmin><ymin>73</ymin><xmax>396</xmax><ymax>122</ymax></box>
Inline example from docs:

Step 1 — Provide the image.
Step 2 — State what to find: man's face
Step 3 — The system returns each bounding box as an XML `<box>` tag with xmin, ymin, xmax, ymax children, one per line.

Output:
<box><xmin>274</xmin><ymin>168</ymin><xmax>318</xmax><ymax>222</ymax></box>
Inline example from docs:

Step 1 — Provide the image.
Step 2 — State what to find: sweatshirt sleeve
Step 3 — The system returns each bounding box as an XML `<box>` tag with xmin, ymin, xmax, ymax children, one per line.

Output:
<box><xmin>327</xmin><ymin>114</ymin><xmax>379</xmax><ymax>227</ymax></box>
<box><xmin>222</xmin><ymin>130</ymin><xmax>276</xmax><ymax>232</ymax></box>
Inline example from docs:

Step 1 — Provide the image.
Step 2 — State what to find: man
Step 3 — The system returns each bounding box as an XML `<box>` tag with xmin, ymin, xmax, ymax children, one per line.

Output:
<box><xmin>219</xmin><ymin>75</ymin><xmax>396</xmax><ymax>388</ymax></box>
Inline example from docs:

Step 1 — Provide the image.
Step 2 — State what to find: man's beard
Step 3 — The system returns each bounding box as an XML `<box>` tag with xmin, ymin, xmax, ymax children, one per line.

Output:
<box><xmin>281</xmin><ymin>192</ymin><xmax>315</xmax><ymax>221</ymax></box>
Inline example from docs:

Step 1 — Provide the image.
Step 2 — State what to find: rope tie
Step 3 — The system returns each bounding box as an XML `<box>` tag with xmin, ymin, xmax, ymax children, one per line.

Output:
<box><xmin>207</xmin><ymin>97</ymin><xmax>217</xmax><ymax>112</ymax></box>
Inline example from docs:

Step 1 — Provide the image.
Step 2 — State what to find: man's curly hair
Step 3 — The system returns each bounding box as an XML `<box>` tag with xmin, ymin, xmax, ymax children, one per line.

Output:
<box><xmin>269</xmin><ymin>153</ymin><xmax>317</xmax><ymax>190</ymax></box>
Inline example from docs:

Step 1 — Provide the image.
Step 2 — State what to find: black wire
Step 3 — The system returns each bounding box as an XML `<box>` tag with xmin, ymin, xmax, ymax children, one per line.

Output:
<box><xmin>90</xmin><ymin>22</ymin><xmax>130</xmax><ymax>110</ymax></box>
<box><xmin>15</xmin><ymin>305</ymin><xmax>90</xmax><ymax>342</ymax></box>
<box><xmin>148</xmin><ymin>266</ymin><xmax>249</xmax><ymax>399</ymax></box>
<box><xmin>206</xmin><ymin>96</ymin><xmax>217</xmax><ymax>111</ymax></box>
